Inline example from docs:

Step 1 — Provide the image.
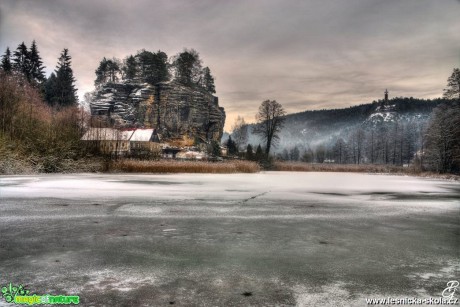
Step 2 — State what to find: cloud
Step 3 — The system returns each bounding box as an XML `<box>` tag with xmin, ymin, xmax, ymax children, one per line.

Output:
<box><xmin>1</xmin><ymin>0</ymin><xmax>458</xmax><ymax>131</ymax></box>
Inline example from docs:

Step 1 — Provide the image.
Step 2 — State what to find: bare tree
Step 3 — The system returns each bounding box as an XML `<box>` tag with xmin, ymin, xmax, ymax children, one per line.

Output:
<box><xmin>231</xmin><ymin>116</ymin><xmax>248</xmax><ymax>150</ymax></box>
<box><xmin>443</xmin><ymin>68</ymin><xmax>460</xmax><ymax>102</ymax></box>
<box><xmin>424</xmin><ymin>103</ymin><xmax>460</xmax><ymax>173</ymax></box>
<box><xmin>254</xmin><ymin>100</ymin><xmax>286</xmax><ymax>155</ymax></box>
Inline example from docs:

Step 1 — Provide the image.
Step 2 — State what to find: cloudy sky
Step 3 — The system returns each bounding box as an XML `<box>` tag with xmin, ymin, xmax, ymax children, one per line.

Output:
<box><xmin>1</xmin><ymin>0</ymin><xmax>458</xmax><ymax>131</ymax></box>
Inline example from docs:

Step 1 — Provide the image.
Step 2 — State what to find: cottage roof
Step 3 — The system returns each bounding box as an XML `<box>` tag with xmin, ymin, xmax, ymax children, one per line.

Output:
<box><xmin>130</xmin><ymin>129</ymin><xmax>155</xmax><ymax>142</ymax></box>
<box><xmin>81</xmin><ymin>128</ymin><xmax>134</xmax><ymax>141</ymax></box>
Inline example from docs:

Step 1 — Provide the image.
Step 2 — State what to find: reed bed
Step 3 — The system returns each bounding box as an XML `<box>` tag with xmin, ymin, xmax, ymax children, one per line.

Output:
<box><xmin>273</xmin><ymin>162</ymin><xmax>459</xmax><ymax>180</ymax></box>
<box><xmin>274</xmin><ymin>162</ymin><xmax>408</xmax><ymax>173</ymax></box>
<box><xmin>111</xmin><ymin>159</ymin><xmax>260</xmax><ymax>174</ymax></box>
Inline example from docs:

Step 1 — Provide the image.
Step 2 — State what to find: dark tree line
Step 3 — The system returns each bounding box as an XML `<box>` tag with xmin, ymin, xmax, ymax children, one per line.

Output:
<box><xmin>1</xmin><ymin>40</ymin><xmax>78</xmax><ymax>107</ymax></box>
<box><xmin>94</xmin><ymin>48</ymin><xmax>216</xmax><ymax>94</ymax></box>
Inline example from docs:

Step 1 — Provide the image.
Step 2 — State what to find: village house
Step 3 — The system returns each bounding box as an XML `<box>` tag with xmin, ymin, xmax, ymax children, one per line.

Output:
<box><xmin>81</xmin><ymin>128</ymin><xmax>134</xmax><ymax>156</ymax></box>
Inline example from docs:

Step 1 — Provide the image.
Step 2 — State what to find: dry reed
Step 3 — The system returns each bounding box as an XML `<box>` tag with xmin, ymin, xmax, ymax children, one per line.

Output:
<box><xmin>111</xmin><ymin>159</ymin><xmax>260</xmax><ymax>174</ymax></box>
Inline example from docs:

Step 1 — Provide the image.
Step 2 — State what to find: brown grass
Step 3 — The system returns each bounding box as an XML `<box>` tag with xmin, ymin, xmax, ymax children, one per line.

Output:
<box><xmin>111</xmin><ymin>159</ymin><xmax>260</xmax><ymax>174</ymax></box>
<box><xmin>273</xmin><ymin>162</ymin><xmax>405</xmax><ymax>173</ymax></box>
<box><xmin>273</xmin><ymin>162</ymin><xmax>459</xmax><ymax>180</ymax></box>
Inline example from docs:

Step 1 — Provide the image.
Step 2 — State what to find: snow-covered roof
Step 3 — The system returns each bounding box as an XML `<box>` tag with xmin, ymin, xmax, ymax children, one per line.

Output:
<box><xmin>81</xmin><ymin>128</ymin><xmax>134</xmax><ymax>141</ymax></box>
<box><xmin>130</xmin><ymin>129</ymin><xmax>155</xmax><ymax>142</ymax></box>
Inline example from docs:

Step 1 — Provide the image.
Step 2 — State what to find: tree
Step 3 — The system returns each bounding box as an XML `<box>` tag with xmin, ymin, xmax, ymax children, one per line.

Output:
<box><xmin>301</xmin><ymin>148</ymin><xmax>314</xmax><ymax>163</ymax></box>
<box><xmin>424</xmin><ymin>103</ymin><xmax>460</xmax><ymax>173</ymax></box>
<box><xmin>315</xmin><ymin>145</ymin><xmax>326</xmax><ymax>163</ymax></box>
<box><xmin>135</xmin><ymin>50</ymin><xmax>169</xmax><ymax>85</ymax></box>
<box><xmin>226</xmin><ymin>136</ymin><xmax>238</xmax><ymax>155</ymax></box>
<box><xmin>245</xmin><ymin>144</ymin><xmax>254</xmax><ymax>160</ymax></box>
<box><xmin>1</xmin><ymin>47</ymin><xmax>12</xmax><ymax>73</ymax></box>
<box><xmin>122</xmin><ymin>55</ymin><xmax>137</xmax><ymax>81</ymax></box>
<box><xmin>172</xmin><ymin>49</ymin><xmax>202</xmax><ymax>85</ymax></box>
<box><xmin>443</xmin><ymin>68</ymin><xmax>460</xmax><ymax>102</ymax></box>
<box><xmin>209</xmin><ymin>140</ymin><xmax>221</xmax><ymax>157</ymax></box>
<box><xmin>95</xmin><ymin>57</ymin><xmax>109</xmax><ymax>86</ymax></box>
<box><xmin>53</xmin><ymin>49</ymin><xmax>78</xmax><ymax>107</ymax></box>
<box><xmin>44</xmin><ymin>72</ymin><xmax>57</xmax><ymax>106</ymax></box>
<box><xmin>231</xmin><ymin>116</ymin><xmax>248</xmax><ymax>150</ymax></box>
<box><xmin>253</xmin><ymin>99</ymin><xmax>286</xmax><ymax>155</ymax></box>
<box><xmin>202</xmin><ymin>66</ymin><xmax>215</xmax><ymax>93</ymax></box>
<box><xmin>333</xmin><ymin>138</ymin><xmax>346</xmax><ymax>164</ymax></box>
<box><xmin>28</xmin><ymin>40</ymin><xmax>46</xmax><ymax>84</ymax></box>
<box><xmin>12</xmin><ymin>42</ymin><xmax>30</xmax><ymax>79</ymax></box>
<box><xmin>95</xmin><ymin>57</ymin><xmax>121</xmax><ymax>86</ymax></box>
<box><xmin>289</xmin><ymin>146</ymin><xmax>300</xmax><ymax>161</ymax></box>
<box><xmin>255</xmin><ymin>144</ymin><xmax>264</xmax><ymax>161</ymax></box>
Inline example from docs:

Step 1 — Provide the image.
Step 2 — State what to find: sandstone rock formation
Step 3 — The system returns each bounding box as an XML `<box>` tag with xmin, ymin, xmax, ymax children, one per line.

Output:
<box><xmin>90</xmin><ymin>81</ymin><xmax>225</xmax><ymax>142</ymax></box>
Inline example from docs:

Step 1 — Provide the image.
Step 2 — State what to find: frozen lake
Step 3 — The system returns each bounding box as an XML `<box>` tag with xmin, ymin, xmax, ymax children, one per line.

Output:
<box><xmin>0</xmin><ymin>172</ymin><xmax>459</xmax><ymax>306</ymax></box>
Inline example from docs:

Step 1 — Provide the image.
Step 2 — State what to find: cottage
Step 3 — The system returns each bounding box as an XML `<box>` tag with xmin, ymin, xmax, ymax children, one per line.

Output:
<box><xmin>81</xmin><ymin>128</ymin><xmax>134</xmax><ymax>156</ymax></box>
<box><xmin>129</xmin><ymin>129</ymin><xmax>162</xmax><ymax>158</ymax></box>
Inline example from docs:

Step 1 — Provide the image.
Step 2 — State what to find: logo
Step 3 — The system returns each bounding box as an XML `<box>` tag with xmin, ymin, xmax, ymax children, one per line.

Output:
<box><xmin>0</xmin><ymin>282</ymin><xmax>79</xmax><ymax>305</ymax></box>
<box><xmin>442</xmin><ymin>280</ymin><xmax>459</xmax><ymax>300</ymax></box>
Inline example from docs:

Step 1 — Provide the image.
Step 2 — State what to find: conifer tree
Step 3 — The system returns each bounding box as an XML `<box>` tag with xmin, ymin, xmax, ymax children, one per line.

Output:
<box><xmin>255</xmin><ymin>144</ymin><xmax>264</xmax><ymax>161</ymax></box>
<box><xmin>28</xmin><ymin>40</ymin><xmax>46</xmax><ymax>84</ymax></box>
<box><xmin>1</xmin><ymin>47</ymin><xmax>12</xmax><ymax>73</ymax></box>
<box><xmin>202</xmin><ymin>67</ymin><xmax>216</xmax><ymax>93</ymax></box>
<box><xmin>12</xmin><ymin>42</ymin><xmax>30</xmax><ymax>79</ymax></box>
<box><xmin>245</xmin><ymin>144</ymin><xmax>254</xmax><ymax>160</ymax></box>
<box><xmin>122</xmin><ymin>55</ymin><xmax>137</xmax><ymax>81</ymax></box>
<box><xmin>53</xmin><ymin>49</ymin><xmax>78</xmax><ymax>106</ymax></box>
<box><xmin>44</xmin><ymin>72</ymin><xmax>58</xmax><ymax>106</ymax></box>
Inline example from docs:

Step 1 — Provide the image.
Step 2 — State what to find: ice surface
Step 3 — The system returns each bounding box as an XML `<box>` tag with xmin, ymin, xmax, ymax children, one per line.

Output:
<box><xmin>0</xmin><ymin>172</ymin><xmax>453</xmax><ymax>201</ymax></box>
<box><xmin>0</xmin><ymin>172</ymin><xmax>458</xmax><ymax>306</ymax></box>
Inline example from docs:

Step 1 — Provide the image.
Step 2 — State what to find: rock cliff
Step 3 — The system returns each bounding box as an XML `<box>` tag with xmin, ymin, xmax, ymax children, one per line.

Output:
<box><xmin>90</xmin><ymin>81</ymin><xmax>225</xmax><ymax>142</ymax></box>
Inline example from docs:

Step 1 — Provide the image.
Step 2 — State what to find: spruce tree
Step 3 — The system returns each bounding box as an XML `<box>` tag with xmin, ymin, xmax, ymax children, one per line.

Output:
<box><xmin>202</xmin><ymin>67</ymin><xmax>216</xmax><ymax>93</ymax></box>
<box><xmin>44</xmin><ymin>72</ymin><xmax>58</xmax><ymax>106</ymax></box>
<box><xmin>12</xmin><ymin>42</ymin><xmax>30</xmax><ymax>79</ymax></box>
<box><xmin>28</xmin><ymin>40</ymin><xmax>46</xmax><ymax>84</ymax></box>
<box><xmin>54</xmin><ymin>48</ymin><xmax>78</xmax><ymax>106</ymax></box>
<box><xmin>1</xmin><ymin>47</ymin><xmax>12</xmax><ymax>73</ymax></box>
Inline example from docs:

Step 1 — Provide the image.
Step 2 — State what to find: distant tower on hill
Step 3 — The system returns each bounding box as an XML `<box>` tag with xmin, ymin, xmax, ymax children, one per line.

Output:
<box><xmin>384</xmin><ymin>89</ymin><xmax>389</xmax><ymax>103</ymax></box>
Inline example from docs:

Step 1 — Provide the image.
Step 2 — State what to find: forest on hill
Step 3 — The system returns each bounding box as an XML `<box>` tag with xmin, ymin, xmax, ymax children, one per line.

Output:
<box><xmin>229</xmin><ymin>70</ymin><xmax>459</xmax><ymax>174</ymax></box>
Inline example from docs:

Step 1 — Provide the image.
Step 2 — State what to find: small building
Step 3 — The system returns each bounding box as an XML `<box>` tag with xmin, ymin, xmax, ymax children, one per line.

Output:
<box><xmin>176</xmin><ymin>150</ymin><xmax>207</xmax><ymax>160</ymax></box>
<box><xmin>129</xmin><ymin>128</ymin><xmax>162</xmax><ymax>159</ymax></box>
<box><xmin>130</xmin><ymin>129</ymin><xmax>161</xmax><ymax>150</ymax></box>
<box><xmin>81</xmin><ymin>128</ymin><xmax>134</xmax><ymax>156</ymax></box>
<box><xmin>162</xmin><ymin>147</ymin><xmax>182</xmax><ymax>159</ymax></box>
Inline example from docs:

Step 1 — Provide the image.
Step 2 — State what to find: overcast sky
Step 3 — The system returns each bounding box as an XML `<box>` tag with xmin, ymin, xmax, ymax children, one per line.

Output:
<box><xmin>1</xmin><ymin>0</ymin><xmax>459</xmax><ymax>131</ymax></box>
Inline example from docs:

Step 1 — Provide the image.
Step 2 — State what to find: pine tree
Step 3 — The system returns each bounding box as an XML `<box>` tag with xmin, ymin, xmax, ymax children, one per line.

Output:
<box><xmin>12</xmin><ymin>42</ymin><xmax>30</xmax><ymax>79</ymax></box>
<box><xmin>172</xmin><ymin>49</ymin><xmax>202</xmax><ymax>85</ymax></box>
<box><xmin>1</xmin><ymin>47</ymin><xmax>12</xmax><ymax>73</ymax></box>
<box><xmin>136</xmin><ymin>50</ymin><xmax>169</xmax><ymax>85</ymax></box>
<box><xmin>28</xmin><ymin>40</ymin><xmax>46</xmax><ymax>84</ymax></box>
<box><xmin>122</xmin><ymin>55</ymin><xmax>137</xmax><ymax>81</ymax></box>
<box><xmin>95</xmin><ymin>57</ymin><xmax>109</xmax><ymax>86</ymax></box>
<box><xmin>54</xmin><ymin>49</ymin><xmax>78</xmax><ymax>107</ymax></box>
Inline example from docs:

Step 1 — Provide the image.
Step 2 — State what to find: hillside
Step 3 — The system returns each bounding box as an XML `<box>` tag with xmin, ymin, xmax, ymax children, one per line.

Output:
<box><xmin>236</xmin><ymin>96</ymin><xmax>453</xmax><ymax>164</ymax></box>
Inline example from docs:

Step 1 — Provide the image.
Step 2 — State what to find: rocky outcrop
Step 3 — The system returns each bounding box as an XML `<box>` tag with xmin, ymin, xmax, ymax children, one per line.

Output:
<box><xmin>90</xmin><ymin>81</ymin><xmax>225</xmax><ymax>142</ymax></box>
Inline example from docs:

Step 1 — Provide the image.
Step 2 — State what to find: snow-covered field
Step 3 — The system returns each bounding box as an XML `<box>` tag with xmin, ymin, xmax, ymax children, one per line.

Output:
<box><xmin>0</xmin><ymin>172</ymin><xmax>459</xmax><ymax>306</ymax></box>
